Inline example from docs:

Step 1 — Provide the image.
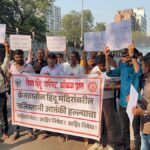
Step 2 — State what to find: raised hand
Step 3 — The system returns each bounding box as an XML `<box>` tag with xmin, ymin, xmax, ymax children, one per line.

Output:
<box><xmin>128</xmin><ymin>43</ymin><xmax>135</xmax><ymax>57</ymax></box>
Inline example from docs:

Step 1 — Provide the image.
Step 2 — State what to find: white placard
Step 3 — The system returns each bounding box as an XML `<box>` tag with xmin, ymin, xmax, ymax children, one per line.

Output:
<box><xmin>11</xmin><ymin>74</ymin><xmax>104</xmax><ymax>141</ymax></box>
<box><xmin>105</xmin><ymin>20</ymin><xmax>132</xmax><ymax>50</ymax></box>
<box><xmin>0</xmin><ymin>24</ymin><xmax>6</xmax><ymax>43</ymax></box>
<box><xmin>126</xmin><ymin>84</ymin><xmax>138</xmax><ymax>124</ymax></box>
<box><xmin>10</xmin><ymin>35</ymin><xmax>31</xmax><ymax>51</ymax></box>
<box><xmin>84</xmin><ymin>31</ymin><xmax>105</xmax><ymax>52</ymax></box>
<box><xmin>46</xmin><ymin>36</ymin><xmax>66</xmax><ymax>51</ymax></box>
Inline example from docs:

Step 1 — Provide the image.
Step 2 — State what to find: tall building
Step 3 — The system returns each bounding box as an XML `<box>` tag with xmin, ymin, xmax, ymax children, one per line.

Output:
<box><xmin>133</xmin><ymin>7</ymin><xmax>147</xmax><ymax>33</ymax></box>
<box><xmin>114</xmin><ymin>7</ymin><xmax>147</xmax><ymax>33</ymax></box>
<box><xmin>46</xmin><ymin>4</ymin><xmax>61</xmax><ymax>33</ymax></box>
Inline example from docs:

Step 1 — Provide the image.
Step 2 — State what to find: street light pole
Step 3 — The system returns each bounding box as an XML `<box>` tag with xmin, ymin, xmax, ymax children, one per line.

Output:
<box><xmin>80</xmin><ymin>0</ymin><xmax>84</xmax><ymax>47</ymax></box>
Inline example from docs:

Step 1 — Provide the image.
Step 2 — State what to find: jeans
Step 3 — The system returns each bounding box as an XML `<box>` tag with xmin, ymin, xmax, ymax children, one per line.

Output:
<box><xmin>0</xmin><ymin>93</ymin><xmax>8</xmax><ymax>134</ymax></box>
<box><xmin>119</xmin><ymin>106</ymin><xmax>141</xmax><ymax>150</ymax></box>
<box><xmin>141</xmin><ymin>132</ymin><xmax>150</xmax><ymax>150</ymax></box>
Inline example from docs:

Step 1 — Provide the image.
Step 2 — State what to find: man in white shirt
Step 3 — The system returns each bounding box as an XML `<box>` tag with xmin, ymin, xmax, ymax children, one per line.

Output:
<box><xmin>89</xmin><ymin>54</ymin><xmax>122</xmax><ymax>150</ymax></box>
<box><xmin>58</xmin><ymin>51</ymin><xmax>85</xmax><ymax>142</ymax></box>
<box><xmin>9</xmin><ymin>49</ymin><xmax>35</xmax><ymax>141</ymax></box>
<box><xmin>63</xmin><ymin>51</ymin><xmax>85</xmax><ymax>75</ymax></box>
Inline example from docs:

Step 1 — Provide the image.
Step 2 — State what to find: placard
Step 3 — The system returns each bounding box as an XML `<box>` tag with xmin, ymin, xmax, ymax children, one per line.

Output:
<box><xmin>46</xmin><ymin>36</ymin><xmax>66</xmax><ymax>51</ymax></box>
<box><xmin>0</xmin><ymin>24</ymin><xmax>6</xmax><ymax>43</ymax></box>
<box><xmin>10</xmin><ymin>35</ymin><xmax>31</xmax><ymax>51</ymax></box>
<box><xmin>84</xmin><ymin>31</ymin><xmax>105</xmax><ymax>52</ymax></box>
<box><xmin>105</xmin><ymin>20</ymin><xmax>132</xmax><ymax>50</ymax></box>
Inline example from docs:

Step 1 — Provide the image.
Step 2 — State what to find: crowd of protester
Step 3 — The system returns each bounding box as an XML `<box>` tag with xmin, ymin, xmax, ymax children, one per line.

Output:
<box><xmin>0</xmin><ymin>41</ymin><xmax>150</xmax><ymax>150</ymax></box>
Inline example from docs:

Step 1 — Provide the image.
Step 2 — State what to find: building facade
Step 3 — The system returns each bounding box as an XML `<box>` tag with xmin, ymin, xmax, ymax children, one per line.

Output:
<box><xmin>133</xmin><ymin>7</ymin><xmax>147</xmax><ymax>33</ymax></box>
<box><xmin>114</xmin><ymin>7</ymin><xmax>147</xmax><ymax>33</ymax></box>
<box><xmin>46</xmin><ymin>4</ymin><xmax>61</xmax><ymax>33</ymax></box>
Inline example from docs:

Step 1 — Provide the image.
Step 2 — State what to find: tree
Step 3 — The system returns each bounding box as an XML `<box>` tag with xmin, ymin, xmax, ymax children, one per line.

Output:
<box><xmin>94</xmin><ymin>22</ymin><xmax>106</xmax><ymax>31</ymax></box>
<box><xmin>0</xmin><ymin>0</ymin><xmax>55</xmax><ymax>33</ymax></box>
<box><xmin>60</xmin><ymin>9</ymin><xmax>94</xmax><ymax>42</ymax></box>
<box><xmin>132</xmin><ymin>31</ymin><xmax>146</xmax><ymax>41</ymax></box>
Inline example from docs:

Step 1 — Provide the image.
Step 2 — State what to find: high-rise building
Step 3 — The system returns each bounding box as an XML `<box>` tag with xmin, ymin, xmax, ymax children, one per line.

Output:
<box><xmin>46</xmin><ymin>4</ymin><xmax>61</xmax><ymax>33</ymax></box>
<box><xmin>114</xmin><ymin>7</ymin><xmax>147</xmax><ymax>33</ymax></box>
<box><xmin>133</xmin><ymin>7</ymin><xmax>147</xmax><ymax>33</ymax></box>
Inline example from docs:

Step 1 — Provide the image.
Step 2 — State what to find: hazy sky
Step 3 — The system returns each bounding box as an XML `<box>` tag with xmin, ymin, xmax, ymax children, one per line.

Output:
<box><xmin>55</xmin><ymin>0</ymin><xmax>150</xmax><ymax>35</ymax></box>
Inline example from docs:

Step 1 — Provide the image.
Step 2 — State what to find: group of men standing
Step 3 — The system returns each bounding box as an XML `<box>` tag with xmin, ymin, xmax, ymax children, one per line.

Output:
<box><xmin>0</xmin><ymin>41</ymin><xmax>150</xmax><ymax>150</ymax></box>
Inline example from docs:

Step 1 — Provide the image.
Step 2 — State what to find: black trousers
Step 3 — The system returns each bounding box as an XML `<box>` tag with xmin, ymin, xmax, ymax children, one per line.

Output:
<box><xmin>119</xmin><ymin>106</ymin><xmax>141</xmax><ymax>150</ymax></box>
<box><xmin>0</xmin><ymin>93</ymin><xmax>8</xmax><ymax>134</ymax></box>
<box><xmin>100</xmin><ymin>98</ymin><xmax>123</xmax><ymax>147</ymax></box>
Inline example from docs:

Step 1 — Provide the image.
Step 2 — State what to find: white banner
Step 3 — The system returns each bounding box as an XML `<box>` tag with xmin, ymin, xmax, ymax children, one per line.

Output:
<box><xmin>10</xmin><ymin>35</ymin><xmax>31</xmax><ymax>51</ymax></box>
<box><xmin>84</xmin><ymin>31</ymin><xmax>105</xmax><ymax>52</ymax></box>
<box><xmin>105</xmin><ymin>20</ymin><xmax>132</xmax><ymax>50</ymax></box>
<box><xmin>11</xmin><ymin>74</ymin><xmax>104</xmax><ymax>141</ymax></box>
<box><xmin>46</xmin><ymin>36</ymin><xmax>66</xmax><ymax>51</ymax></box>
<box><xmin>0</xmin><ymin>24</ymin><xmax>6</xmax><ymax>43</ymax></box>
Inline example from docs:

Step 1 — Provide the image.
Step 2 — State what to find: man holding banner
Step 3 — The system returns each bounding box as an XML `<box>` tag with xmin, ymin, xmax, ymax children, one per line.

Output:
<box><xmin>89</xmin><ymin>54</ymin><xmax>122</xmax><ymax>150</ymax></box>
<box><xmin>9</xmin><ymin>49</ymin><xmax>36</xmax><ymax>141</ymax></box>
<box><xmin>63</xmin><ymin>51</ymin><xmax>85</xmax><ymax>75</ymax></box>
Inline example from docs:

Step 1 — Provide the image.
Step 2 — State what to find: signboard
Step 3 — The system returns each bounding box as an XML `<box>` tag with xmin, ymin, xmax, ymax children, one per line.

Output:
<box><xmin>105</xmin><ymin>20</ymin><xmax>132</xmax><ymax>50</ymax></box>
<box><xmin>0</xmin><ymin>24</ymin><xmax>6</xmax><ymax>43</ymax></box>
<box><xmin>84</xmin><ymin>31</ymin><xmax>105</xmax><ymax>52</ymax></box>
<box><xmin>46</xmin><ymin>36</ymin><xmax>66</xmax><ymax>51</ymax></box>
<box><xmin>10</xmin><ymin>35</ymin><xmax>31</xmax><ymax>51</ymax></box>
<box><xmin>11</xmin><ymin>74</ymin><xmax>104</xmax><ymax>141</ymax></box>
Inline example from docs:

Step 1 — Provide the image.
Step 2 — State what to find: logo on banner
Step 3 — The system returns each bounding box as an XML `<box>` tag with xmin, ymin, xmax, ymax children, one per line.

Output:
<box><xmin>15</xmin><ymin>79</ymin><xmax>22</xmax><ymax>87</ymax></box>
<box><xmin>88</xmin><ymin>82</ymin><xmax>97</xmax><ymax>92</ymax></box>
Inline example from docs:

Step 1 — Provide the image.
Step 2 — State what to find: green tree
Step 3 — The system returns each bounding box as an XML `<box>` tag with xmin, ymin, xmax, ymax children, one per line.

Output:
<box><xmin>0</xmin><ymin>0</ymin><xmax>55</xmax><ymax>33</ymax></box>
<box><xmin>60</xmin><ymin>9</ymin><xmax>94</xmax><ymax>42</ymax></box>
<box><xmin>132</xmin><ymin>31</ymin><xmax>146</xmax><ymax>41</ymax></box>
<box><xmin>94</xmin><ymin>22</ymin><xmax>106</xmax><ymax>31</ymax></box>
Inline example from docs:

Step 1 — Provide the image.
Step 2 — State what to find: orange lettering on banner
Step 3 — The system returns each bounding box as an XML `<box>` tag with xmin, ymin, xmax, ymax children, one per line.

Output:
<box><xmin>60</xmin><ymin>81</ymin><xmax>74</xmax><ymax>89</ymax></box>
<box><xmin>26</xmin><ymin>78</ymin><xmax>34</xmax><ymax>86</ymax></box>
<box><xmin>75</xmin><ymin>82</ymin><xmax>84</xmax><ymax>90</ymax></box>
<box><xmin>44</xmin><ymin>79</ymin><xmax>57</xmax><ymax>88</ymax></box>
<box><xmin>35</xmin><ymin>79</ymin><xmax>43</xmax><ymax>90</ymax></box>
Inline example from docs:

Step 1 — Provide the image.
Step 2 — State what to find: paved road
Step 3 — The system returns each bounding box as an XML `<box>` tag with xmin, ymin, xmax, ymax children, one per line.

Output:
<box><xmin>0</xmin><ymin>132</ymin><xmax>92</xmax><ymax>150</ymax></box>
<box><xmin>0</xmin><ymin>97</ymin><xmax>134</xmax><ymax>150</ymax></box>
<box><xmin>0</xmin><ymin>101</ymin><xmax>95</xmax><ymax>150</ymax></box>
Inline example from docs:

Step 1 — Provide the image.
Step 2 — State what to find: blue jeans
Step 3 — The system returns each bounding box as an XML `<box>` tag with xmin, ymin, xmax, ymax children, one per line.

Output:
<box><xmin>141</xmin><ymin>132</ymin><xmax>150</xmax><ymax>150</ymax></box>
